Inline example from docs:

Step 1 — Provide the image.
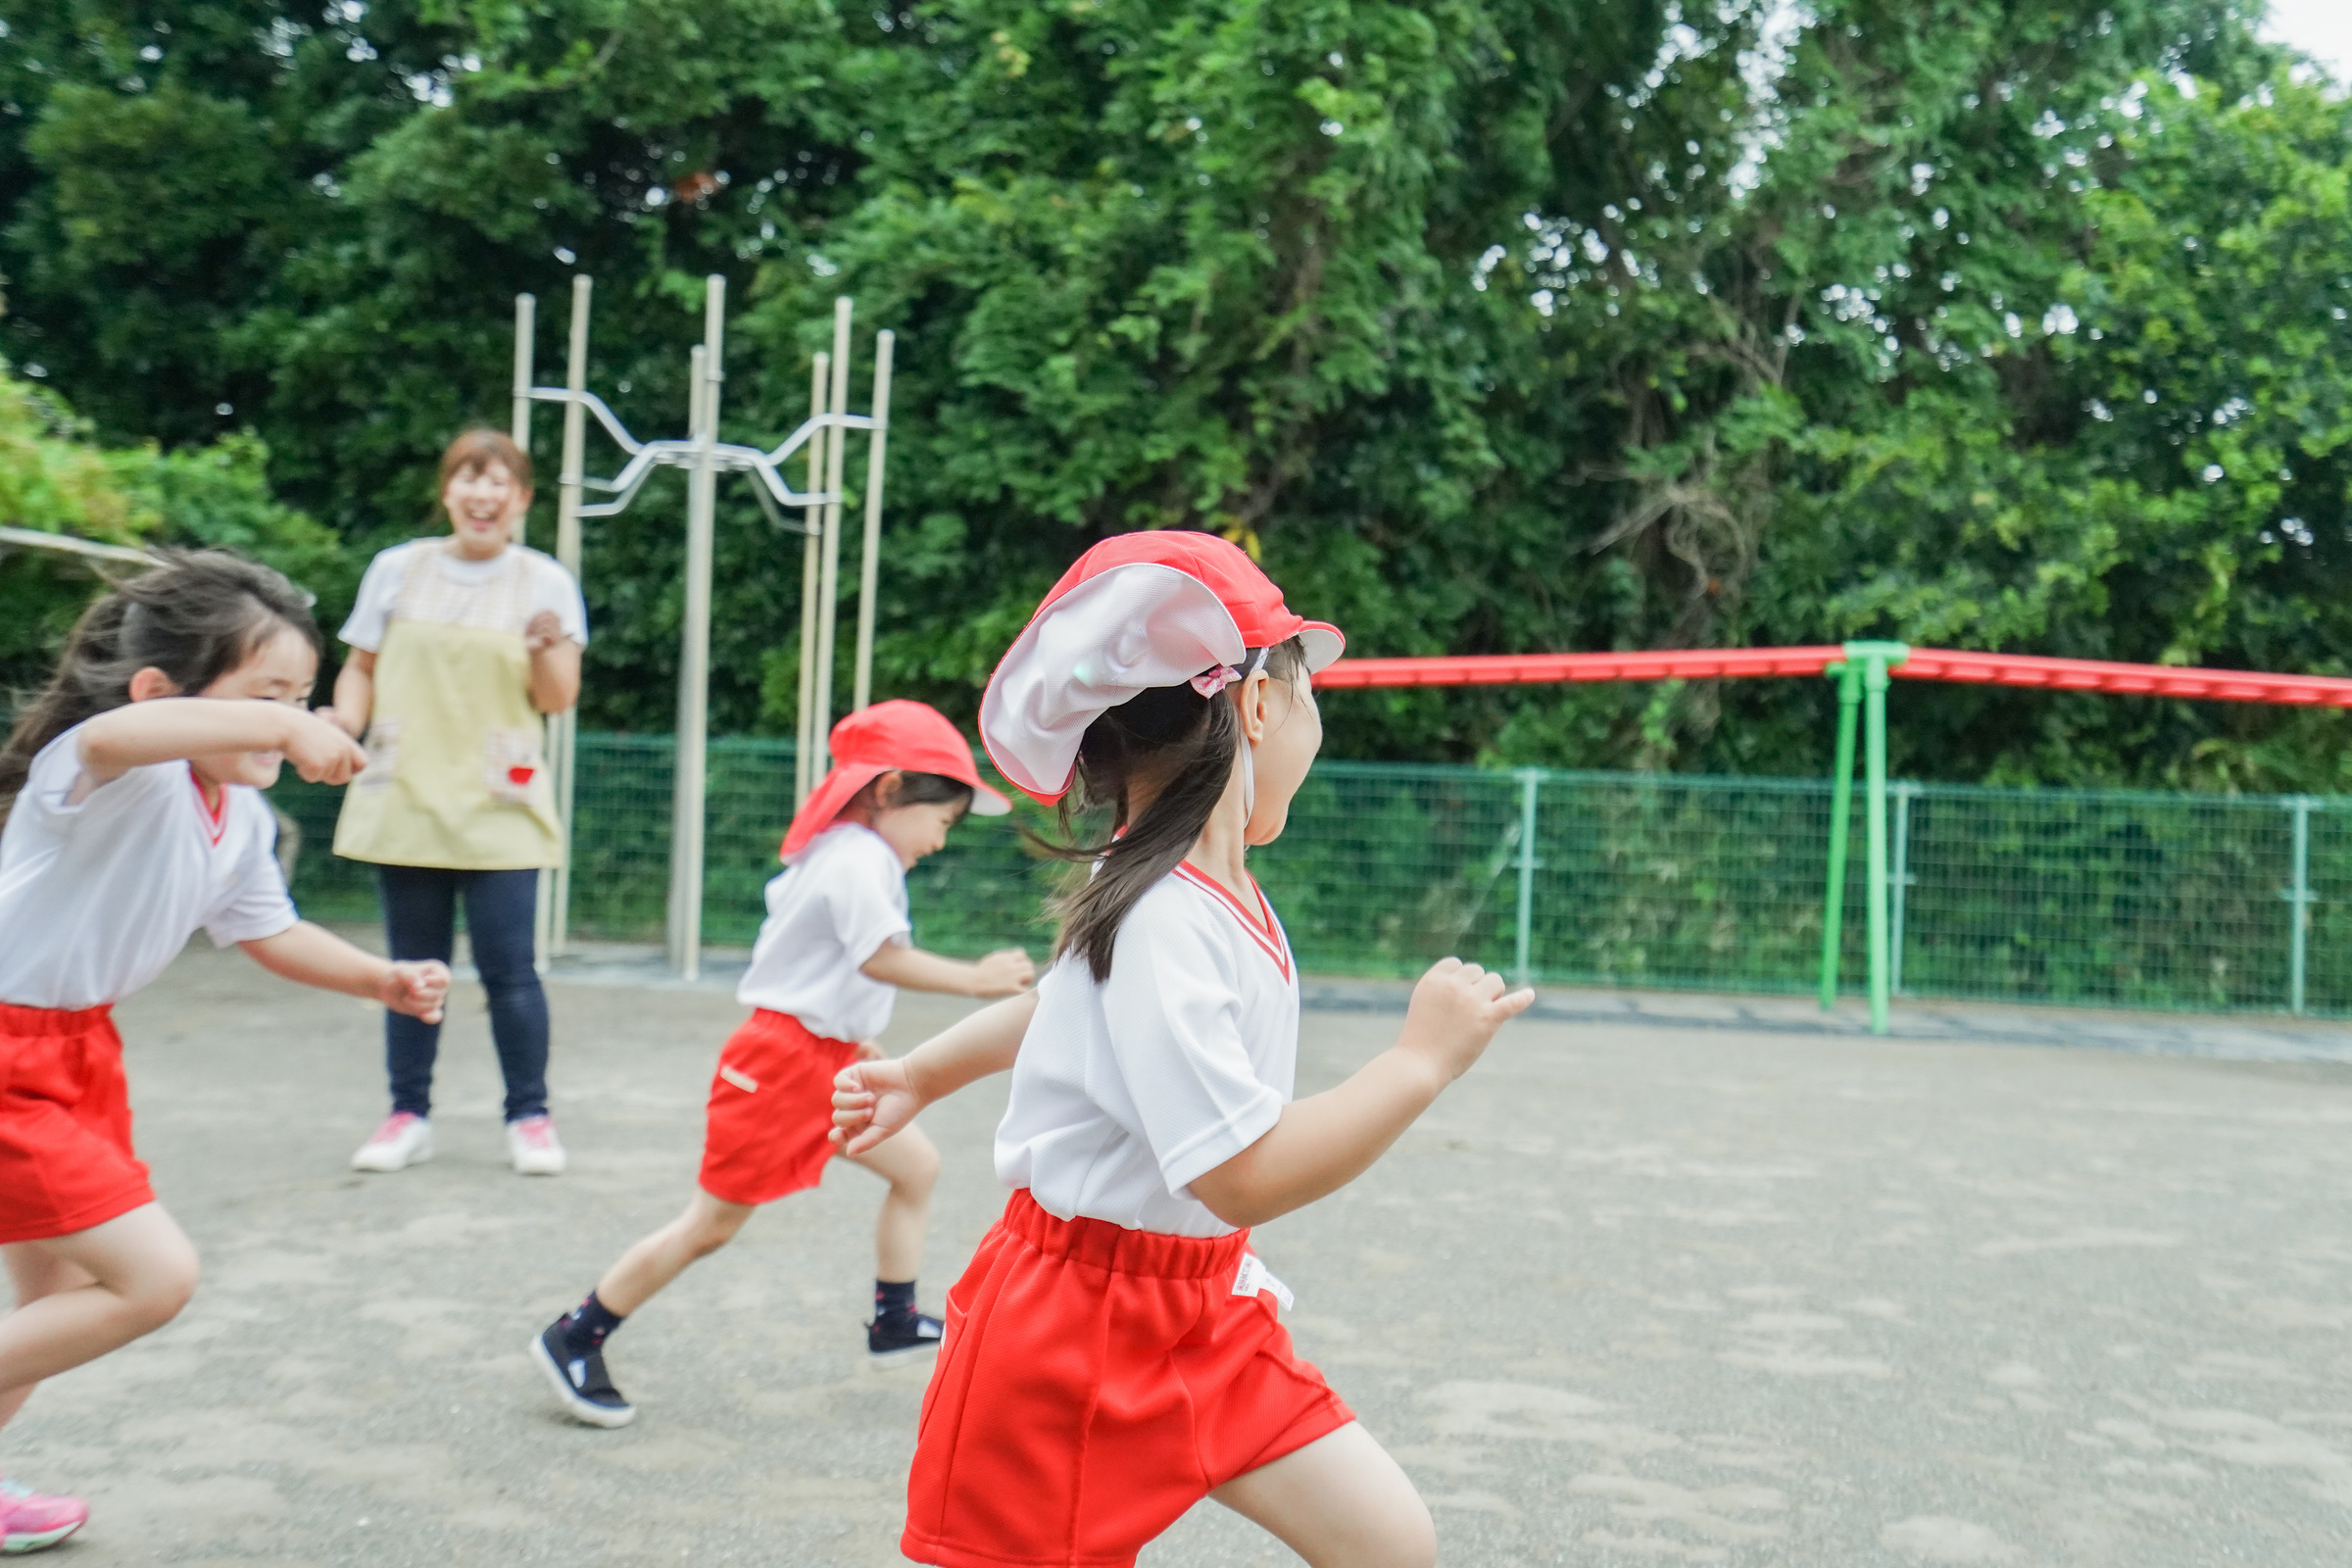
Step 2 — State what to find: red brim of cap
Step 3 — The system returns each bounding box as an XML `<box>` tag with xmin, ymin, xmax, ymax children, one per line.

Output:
<box><xmin>779</xmin><ymin>763</ymin><xmax>1010</xmax><ymax>862</ymax></box>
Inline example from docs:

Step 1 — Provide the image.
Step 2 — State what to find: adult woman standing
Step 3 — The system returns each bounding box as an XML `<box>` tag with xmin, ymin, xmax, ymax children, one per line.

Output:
<box><xmin>331</xmin><ymin>429</ymin><xmax>586</xmax><ymax>1177</ymax></box>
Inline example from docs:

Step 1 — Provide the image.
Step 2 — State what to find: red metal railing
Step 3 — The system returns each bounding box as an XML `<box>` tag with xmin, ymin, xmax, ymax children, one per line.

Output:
<box><xmin>1314</xmin><ymin>646</ymin><xmax>2352</xmax><ymax>708</ymax></box>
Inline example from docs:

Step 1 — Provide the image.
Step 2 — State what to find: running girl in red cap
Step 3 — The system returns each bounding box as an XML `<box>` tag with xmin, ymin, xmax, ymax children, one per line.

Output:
<box><xmin>529</xmin><ymin>700</ymin><xmax>1034</xmax><ymax>1426</ymax></box>
<box><xmin>0</xmin><ymin>553</ymin><xmax>450</xmax><ymax>1554</ymax></box>
<box><xmin>831</xmin><ymin>532</ymin><xmax>1534</xmax><ymax>1568</ymax></box>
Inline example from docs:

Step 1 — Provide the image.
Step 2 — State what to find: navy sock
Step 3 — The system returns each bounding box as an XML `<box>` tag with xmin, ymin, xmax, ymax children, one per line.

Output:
<box><xmin>564</xmin><ymin>1291</ymin><xmax>625</xmax><ymax>1350</ymax></box>
<box><xmin>875</xmin><ymin>1278</ymin><xmax>916</xmax><ymax>1324</ymax></box>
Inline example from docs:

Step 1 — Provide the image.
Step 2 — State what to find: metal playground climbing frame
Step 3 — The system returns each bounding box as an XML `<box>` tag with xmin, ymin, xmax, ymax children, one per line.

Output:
<box><xmin>509</xmin><ymin>276</ymin><xmax>893</xmax><ymax>979</ymax></box>
<box><xmin>1314</xmin><ymin>643</ymin><xmax>2352</xmax><ymax>1033</ymax></box>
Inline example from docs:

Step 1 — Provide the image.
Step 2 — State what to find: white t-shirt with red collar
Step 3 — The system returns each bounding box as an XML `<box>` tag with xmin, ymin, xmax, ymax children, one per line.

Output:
<box><xmin>0</xmin><ymin>722</ymin><xmax>300</xmax><ymax>1010</ymax></box>
<box><xmin>996</xmin><ymin>861</ymin><xmax>1299</xmax><ymax>1239</ymax></box>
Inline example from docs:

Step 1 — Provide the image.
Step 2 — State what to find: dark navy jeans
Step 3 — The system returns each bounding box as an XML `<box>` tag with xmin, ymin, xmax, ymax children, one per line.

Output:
<box><xmin>378</xmin><ymin>865</ymin><xmax>549</xmax><ymax>1122</ymax></box>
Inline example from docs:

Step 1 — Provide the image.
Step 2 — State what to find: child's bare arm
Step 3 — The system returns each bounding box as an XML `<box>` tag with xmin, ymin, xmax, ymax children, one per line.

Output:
<box><xmin>76</xmin><ymin>699</ymin><xmax>366</xmax><ymax>792</ymax></box>
<box><xmin>240</xmin><ymin>922</ymin><xmax>450</xmax><ymax>1022</ymax></box>
<box><xmin>860</xmin><ymin>940</ymin><xmax>1035</xmax><ymax>998</ymax></box>
<box><xmin>1187</xmin><ymin>958</ymin><xmax>1533</xmax><ymax>1229</ymax></box>
<box><xmin>831</xmin><ymin>990</ymin><xmax>1039</xmax><ymax>1154</ymax></box>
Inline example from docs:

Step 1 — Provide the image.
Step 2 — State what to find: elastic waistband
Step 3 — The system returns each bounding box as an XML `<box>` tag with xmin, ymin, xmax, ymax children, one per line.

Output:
<box><xmin>1000</xmin><ymin>1188</ymin><xmax>1250</xmax><ymax>1280</ymax></box>
<box><xmin>0</xmin><ymin>1001</ymin><xmax>115</xmax><ymax>1037</ymax></box>
<box><xmin>749</xmin><ymin>1008</ymin><xmax>858</xmax><ymax>1052</ymax></box>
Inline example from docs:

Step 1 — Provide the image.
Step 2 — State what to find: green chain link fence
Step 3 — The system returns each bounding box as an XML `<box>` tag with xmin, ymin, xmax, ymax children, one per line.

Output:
<box><xmin>270</xmin><ymin>733</ymin><xmax>2352</xmax><ymax>1017</ymax></box>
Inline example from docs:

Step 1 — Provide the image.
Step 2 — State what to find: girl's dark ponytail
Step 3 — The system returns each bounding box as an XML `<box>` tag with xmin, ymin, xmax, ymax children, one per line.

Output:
<box><xmin>0</xmin><ymin>551</ymin><xmax>322</xmax><ymax>821</ymax></box>
<box><xmin>1038</xmin><ymin>637</ymin><xmax>1308</xmax><ymax>981</ymax></box>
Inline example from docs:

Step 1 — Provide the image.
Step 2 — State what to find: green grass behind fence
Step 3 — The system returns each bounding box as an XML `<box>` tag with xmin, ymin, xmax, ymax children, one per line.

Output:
<box><xmin>270</xmin><ymin>734</ymin><xmax>2350</xmax><ymax>1016</ymax></box>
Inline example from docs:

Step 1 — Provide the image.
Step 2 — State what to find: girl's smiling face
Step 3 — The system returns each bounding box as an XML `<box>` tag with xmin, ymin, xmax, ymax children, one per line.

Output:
<box><xmin>443</xmin><ymin>460</ymin><xmax>531</xmax><ymax>560</ymax></box>
<box><xmin>182</xmin><ymin>625</ymin><xmax>320</xmax><ymax>791</ymax></box>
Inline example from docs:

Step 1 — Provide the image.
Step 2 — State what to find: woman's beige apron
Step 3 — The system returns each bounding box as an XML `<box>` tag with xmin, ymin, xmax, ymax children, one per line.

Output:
<box><xmin>333</xmin><ymin>543</ymin><xmax>564</xmax><ymax>869</ymax></box>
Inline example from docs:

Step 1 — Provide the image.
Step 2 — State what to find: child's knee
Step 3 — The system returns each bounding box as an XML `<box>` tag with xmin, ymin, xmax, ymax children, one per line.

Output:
<box><xmin>127</xmin><ymin>1251</ymin><xmax>199</xmax><ymax>1330</ymax></box>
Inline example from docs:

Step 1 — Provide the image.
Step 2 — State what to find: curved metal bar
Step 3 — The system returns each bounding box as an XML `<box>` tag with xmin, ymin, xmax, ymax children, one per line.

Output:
<box><xmin>527</xmin><ymin>386</ymin><xmax>646</xmax><ymax>457</ymax></box>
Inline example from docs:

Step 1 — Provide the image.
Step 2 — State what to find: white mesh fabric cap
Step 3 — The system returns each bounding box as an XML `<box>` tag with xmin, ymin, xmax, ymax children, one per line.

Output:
<box><xmin>979</xmin><ymin>563</ymin><xmax>1246</xmax><ymax>806</ymax></box>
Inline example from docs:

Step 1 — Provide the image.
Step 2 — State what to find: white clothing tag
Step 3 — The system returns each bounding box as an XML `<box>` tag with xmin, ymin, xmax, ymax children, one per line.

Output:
<box><xmin>1232</xmin><ymin>1251</ymin><xmax>1294</xmax><ymax>1312</ymax></box>
<box><xmin>717</xmin><ymin>1063</ymin><xmax>760</xmax><ymax>1094</ymax></box>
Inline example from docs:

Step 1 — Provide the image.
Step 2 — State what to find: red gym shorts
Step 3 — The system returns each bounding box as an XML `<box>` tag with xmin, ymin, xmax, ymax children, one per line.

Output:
<box><xmin>0</xmin><ymin>1002</ymin><xmax>155</xmax><ymax>1245</ymax></box>
<box><xmin>697</xmin><ymin>1008</ymin><xmax>862</xmax><ymax>1205</ymax></box>
<box><xmin>903</xmin><ymin>1188</ymin><xmax>1354</xmax><ymax>1568</ymax></box>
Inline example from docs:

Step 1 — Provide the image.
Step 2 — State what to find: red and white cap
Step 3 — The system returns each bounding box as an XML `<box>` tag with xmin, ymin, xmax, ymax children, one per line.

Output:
<box><xmin>781</xmin><ymin>699</ymin><xmax>1010</xmax><ymax>860</ymax></box>
<box><xmin>979</xmin><ymin>531</ymin><xmax>1345</xmax><ymax>806</ymax></box>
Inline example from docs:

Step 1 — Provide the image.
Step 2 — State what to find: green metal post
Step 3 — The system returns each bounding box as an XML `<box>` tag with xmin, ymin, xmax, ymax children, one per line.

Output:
<box><xmin>2285</xmin><ymin>796</ymin><xmax>2315</xmax><ymax>1015</ymax></box>
<box><xmin>1889</xmin><ymin>781</ymin><xmax>1917</xmax><ymax>997</ymax></box>
<box><xmin>1863</xmin><ymin>654</ymin><xmax>1892</xmax><ymax>1034</ymax></box>
<box><xmin>1818</xmin><ymin>662</ymin><xmax>1861</xmax><ymax>1009</ymax></box>
<box><xmin>1513</xmin><ymin>769</ymin><xmax>1541</xmax><ymax>985</ymax></box>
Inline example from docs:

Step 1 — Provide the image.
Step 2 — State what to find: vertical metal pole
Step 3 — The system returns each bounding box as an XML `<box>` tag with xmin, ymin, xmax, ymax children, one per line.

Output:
<box><xmin>1819</xmin><ymin>662</ymin><xmax>1860</xmax><ymax>1008</ymax></box>
<box><xmin>511</xmin><ymin>293</ymin><xmax>535</xmax><ymax>454</ymax></box>
<box><xmin>666</xmin><ymin>277</ymin><xmax>724</xmax><ymax>980</ymax></box>
<box><xmin>1863</xmin><ymin>654</ymin><xmax>1892</xmax><ymax>1035</ymax></box>
<box><xmin>547</xmin><ymin>274</ymin><xmax>590</xmax><ymax>957</ymax></box>
<box><xmin>1889</xmin><ymin>781</ymin><xmax>1916</xmax><ymax>996</ymax></box>
<box><xmin>2288</xmin><ymin>796</ymin><xmax>2313</xmax><ymax>1015</ymax></box>
<box><xmin>512</xmin><ymin>293</ymin><xmax>553</xmax><ymax>966</ymax></box>
<box><xmin>810</xmin><ymin>297</ymin><xmax>853</xmax><ymax>776</ymax></box>
<box><xmin>1513</xmin><ymin>768</ymin><xmax>1540</xmax><ymax>984</ymax></box>
<box><xmin>794</xmin><ymin>354</ymin><xmax>827</xmax><ymax>806</ymax></box>
<box><xmin>851</xmin><ymin>329</ymin><xmax>894</xmax><ymax>713</ymax></box>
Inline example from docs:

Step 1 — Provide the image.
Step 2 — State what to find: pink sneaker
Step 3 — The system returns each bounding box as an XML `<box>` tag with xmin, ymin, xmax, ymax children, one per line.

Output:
<box><xmin>506</xmin><ymin>1114</ymin><xmax>566</xmax><ymax>1176</ymax></box>
<box><xmin>350</xmin><ymin>1112</ymin><xmax>433</xmax><ymax>1172</ymax></box>
<box><xmin>0</xmin><ymin>1478</ymin><xmax>87</xmax><ymax>1553</ymax></box>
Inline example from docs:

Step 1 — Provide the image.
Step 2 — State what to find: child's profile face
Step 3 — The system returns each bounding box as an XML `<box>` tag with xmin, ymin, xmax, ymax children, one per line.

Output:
<box><xmin>1242</xmin><ymin>667</ymin><xmax>1322</xmax><ymax>848</ymax></box>
<box><xmin>188</xmin><ymin>625</ymin><xmax>318</xmax><ymax>790</ymax></box>
<box><xmin>869</xmin><ymin>796</ymin><xmax>968</xmax><ymax>870</ymax></box>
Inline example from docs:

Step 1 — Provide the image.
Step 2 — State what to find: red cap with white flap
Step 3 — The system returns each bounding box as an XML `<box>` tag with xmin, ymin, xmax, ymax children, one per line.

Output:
<box><xmin>979</xmin><ymin>531</ymin><xmax>1345</xmax><ymax>807</ymax></box>
<box><xmin>781</xmin><ymin>699</ymin><xmax>1010</xmax><ymax>861</ymax></box>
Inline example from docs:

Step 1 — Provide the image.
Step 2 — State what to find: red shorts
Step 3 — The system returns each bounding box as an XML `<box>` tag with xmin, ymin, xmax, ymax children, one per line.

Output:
<box><xmin>903</xmin><ymin>1189</ymin><xmax>1354</xmax><ymax>1568</ymax></box>
<box><xmin>697</xmin><ymin>1009</ymin><xmax>861</xmax><ymax>1205</ymax></box>
<box><xmin>0</xmin><ymin>1002</ymin><xmax>154</xmax><ymax>1245</ymax></box>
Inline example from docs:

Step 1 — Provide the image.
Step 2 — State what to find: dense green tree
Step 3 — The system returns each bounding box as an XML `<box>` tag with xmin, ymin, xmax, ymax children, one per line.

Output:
<box><xmin>2</xmin><ymin>0</ymin><xmax>2345</xmax><ymax>790</ymax></box>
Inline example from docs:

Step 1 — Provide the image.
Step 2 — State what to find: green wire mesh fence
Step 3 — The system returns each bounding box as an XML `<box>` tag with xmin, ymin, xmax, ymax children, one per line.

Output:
<box><xmin>270</xmin><ymin>734</ymin><xmax>2352</xmax><ymax>1017</ymax></box>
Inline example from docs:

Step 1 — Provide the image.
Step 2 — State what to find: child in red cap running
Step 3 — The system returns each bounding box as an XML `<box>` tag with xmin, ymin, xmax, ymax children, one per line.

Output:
<box><xmin>830</xmin><ymin>531</ymin><xmax>1534</xmax><ymax>1568</ymax></box>
<box><xmin>530</xmin><ymin>700</ymin><xmax>1034</xmax><ymax>1426</ymax></box>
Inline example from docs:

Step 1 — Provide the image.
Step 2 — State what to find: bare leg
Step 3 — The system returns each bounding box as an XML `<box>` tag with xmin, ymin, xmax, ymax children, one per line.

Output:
<box><xmin>593</xmin><ymin>1191</ymin><xmax>757</xmax><ymax>1317</ymax></box>
<box><xmin>846</xmin><ymin>1123</ymin><xmax>938</xmax><ymax>1283</ymax></box>
<box><xmin>0</xmin><ymin>1205</ymin><xmax>201</xmax><ymax>1436</ymax></box>
<box><xmin>1210</xmin><ymin>1422</ymin><xmax>1437</xmax><ymax>1568</ymax></box>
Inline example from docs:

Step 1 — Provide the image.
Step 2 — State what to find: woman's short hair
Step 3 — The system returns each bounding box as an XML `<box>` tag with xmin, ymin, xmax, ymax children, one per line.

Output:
<box><xmin>438</xmin><ymin>428</ymin><xmax>534</xmax><ymax>493</ymax></box>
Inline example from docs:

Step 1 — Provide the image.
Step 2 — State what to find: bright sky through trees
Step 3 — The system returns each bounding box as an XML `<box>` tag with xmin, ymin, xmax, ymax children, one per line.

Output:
<box><xmin>2267</xmin><ymin>0</ymin><xmax>2352</xmax><ymax>79</ymax></box>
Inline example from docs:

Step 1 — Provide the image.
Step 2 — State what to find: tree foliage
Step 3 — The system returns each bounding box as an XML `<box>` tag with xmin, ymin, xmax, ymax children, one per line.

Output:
<box><xmin>2</xmin><ymin>0</ymin><xmax>2346</xmax><ymax>787</ymax></box>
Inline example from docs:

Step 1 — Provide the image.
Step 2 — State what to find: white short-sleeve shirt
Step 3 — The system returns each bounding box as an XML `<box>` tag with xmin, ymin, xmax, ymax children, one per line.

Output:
<box><xmin>0</xmin><ymin>722</ymin><xmax>300</xmax><ymax>1010</ymax></box>
<box><xmin>735</xmin><ymin>823</ymin><xmax>912</xmax><ymax>1043</ymax></box>
<box><xmin>995</xmin><ymin>863</ymin><xmax>1298</xmax><ymax>1239</ymax></box>
<box><xmin>339</xmin><ymin>540</ymin><xmax>588</xmax><ymax>652</ymax></box>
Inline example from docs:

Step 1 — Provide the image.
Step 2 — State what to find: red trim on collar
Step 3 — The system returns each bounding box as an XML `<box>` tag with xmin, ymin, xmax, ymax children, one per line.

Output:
<box><xmin>189</xmin><ymin>766</ymin><xmax>228</xmax><ymax>847</ymax></box>
<box><xmin>1170</xmin><ymin>861</ymin><xmax>1292</xmax><ymax>981</ymax></box>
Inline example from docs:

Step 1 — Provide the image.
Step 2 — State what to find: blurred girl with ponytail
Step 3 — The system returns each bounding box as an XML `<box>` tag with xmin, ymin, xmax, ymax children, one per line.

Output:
<box><xmin>0</xmin><ymin>552</ymin><xmax>449</xmax><ymax>1551</ymax></box>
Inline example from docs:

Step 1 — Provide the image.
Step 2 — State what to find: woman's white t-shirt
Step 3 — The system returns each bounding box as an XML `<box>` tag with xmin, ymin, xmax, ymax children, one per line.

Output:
<box><xmin>996</xmin><ymin>863</ymin><xmax>1298</xmax><ymax>1239</ymax></box>
<box><xmin>735</xmin><ymin>823</ymin><xmax>912</xmax><ymax>1043</ymax></box>
<box><xmin>0</xmin><ymin>723</ymin><xmax>300</xmax><ymax>1010</ymax></box>
<box><xmin>339</xmin><ymin>540</ymin><xmax>589</xmax><ymax>652</ymax></box>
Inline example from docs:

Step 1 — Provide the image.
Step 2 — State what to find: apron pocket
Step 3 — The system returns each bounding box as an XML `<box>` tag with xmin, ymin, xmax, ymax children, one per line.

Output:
<box><xmin>484</xmin><ymin>726</ymin><xmax>546</xmax><ymax>806</ymax></box>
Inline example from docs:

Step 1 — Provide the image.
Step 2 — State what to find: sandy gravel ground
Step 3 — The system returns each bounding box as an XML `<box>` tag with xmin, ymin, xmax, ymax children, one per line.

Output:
<box><xmin>9</xmin><ymin>942</ymin><xmax>2352</xmax><ymax>1567</ymax></box>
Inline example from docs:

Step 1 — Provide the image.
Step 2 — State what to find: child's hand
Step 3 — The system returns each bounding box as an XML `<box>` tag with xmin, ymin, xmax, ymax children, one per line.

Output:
<box><xmin>1396</xmin><ymin>957</ymin><xmax>1534</xmax><ymax>1085</ymax></box>
<box><xmin>285</xmin><ymin>709</ymin><xmax>369</xmax><ymax>785</ymax></box>
<box><xmin>524</xmin><ymin>610</ymin><xmax>566</xmax><ymax>654</ymax></box>
<box><xmin>970</xmin><ymin>948</ymin><xmax>1036</xmax><ymax>997</ymax></box>
<box><xmin>831</xmin><ymin>1057</ymin><xmax>925</xmax><ymax>1156</ymax></box>
<box><xmin>380</xmin><ymin>959</ymin><xmax>451</xmax><ymax>1024</ymax></box>
<box><xmin>855</xmin><ymin>1040</ymin><xmax>887</xmax><ymax>1061</ymax></box>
